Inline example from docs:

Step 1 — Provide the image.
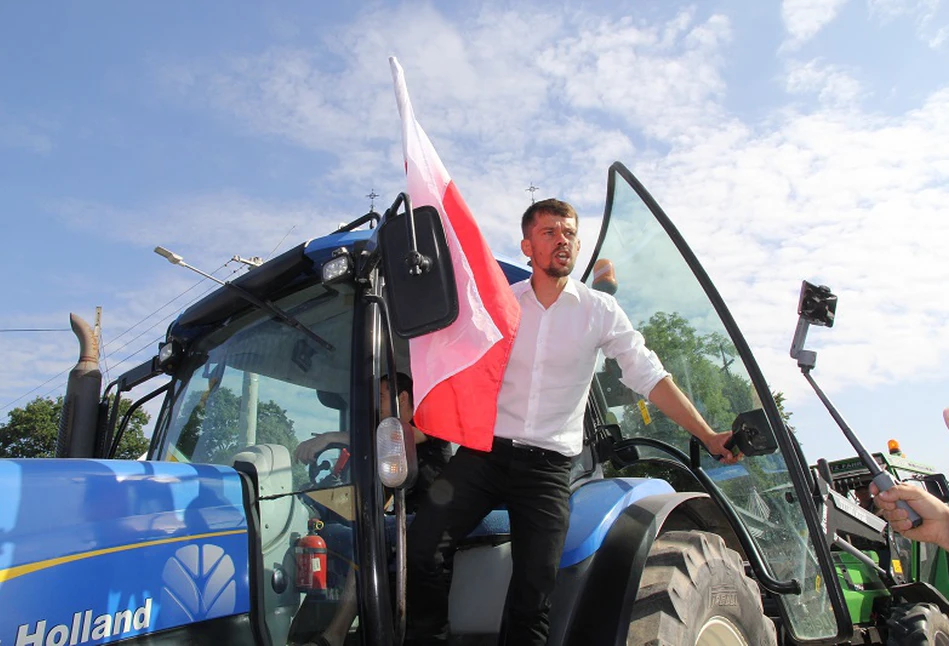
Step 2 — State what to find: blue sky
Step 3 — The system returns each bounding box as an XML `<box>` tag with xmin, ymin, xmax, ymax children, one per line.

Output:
<box><xmin>1</xmin><ymin>1</ymin><xmax>947</xmax><ymax>474</ymax></box>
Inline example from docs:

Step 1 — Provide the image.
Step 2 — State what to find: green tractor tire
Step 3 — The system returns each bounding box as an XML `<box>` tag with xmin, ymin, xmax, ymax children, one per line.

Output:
<box><xmin>627</xmin><ymin>530</ymin><xmax>777</xmax><ymax>646</ymax></box>
<box><xmin>887</xmin><ymin>603</ymin><xmax>949</xmax><ymax>645</ymax></box>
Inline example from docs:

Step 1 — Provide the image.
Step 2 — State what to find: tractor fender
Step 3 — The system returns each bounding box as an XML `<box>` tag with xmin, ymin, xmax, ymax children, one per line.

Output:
<box><xmin>550</xmin><ymin>483</ymin><xmax>728</xmax><ymax>646</ymax></box>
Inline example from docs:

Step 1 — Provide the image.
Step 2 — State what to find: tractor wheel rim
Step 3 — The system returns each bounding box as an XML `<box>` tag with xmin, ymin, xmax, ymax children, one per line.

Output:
<box><xmin>696</xmin><ymin>616</ymin><xmax>749</xmax><ymax>646</ymax></box>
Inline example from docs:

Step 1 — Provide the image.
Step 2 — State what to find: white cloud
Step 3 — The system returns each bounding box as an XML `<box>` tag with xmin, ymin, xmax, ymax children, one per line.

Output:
<box><xmin>868</xmin><ymin>0</ymin><xmax>936</xmax><ymax>21</ymax></box>
<box><xmin>781</xmin><ymin>0</ymin><xmax>851</xmax><ymax>48</ymax></box>
<box><xmin>649</xmin><ymin>84</ymin><xmax>949</xmax><ymax>402</ymax></box>
<box><xmin>538</xmin><ymin>10</ymin><xmax>733</xmax><ymax>141</ymax></box>
<box><xmin>12</xmin><ymin>2</ymin><xmax>948</xmax><ymax>435</ymax></box>
<box><xmin>144</xmin><ymin>4</ymin><xmax>949</xmax><ymax>404</ymax></box>
<box><xmin>785</xmin><ymin>59</ymin><xmax>866</xmax><ymax>106</ymax></box>
<box><xmin>929</xmin><ymin>23</ymin><xmax>949</xmax><ymax>46</ymax></box>
<box><xmin>868</xmin><ymin>0</ymin><xmax>948</xmax><ymax>48</ymax></box>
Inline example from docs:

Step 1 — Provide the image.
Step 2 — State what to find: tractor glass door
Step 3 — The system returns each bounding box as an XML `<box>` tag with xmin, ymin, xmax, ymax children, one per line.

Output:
<box><xmin>583</xmin><ymin>163</ymin><xmax>846</xmax><ymax>641</ymax></box>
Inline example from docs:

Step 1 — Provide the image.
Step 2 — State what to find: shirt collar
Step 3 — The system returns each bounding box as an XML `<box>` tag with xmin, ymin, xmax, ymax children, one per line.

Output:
<box><xmin>512</xmin><ymin>276</ymin><xmax>581</xmax><ymax>304</ymax></box>
<box><xmin>561</xmin><ymin>277</ymin><xmax>581</xmax><ymax>301</ymax></box>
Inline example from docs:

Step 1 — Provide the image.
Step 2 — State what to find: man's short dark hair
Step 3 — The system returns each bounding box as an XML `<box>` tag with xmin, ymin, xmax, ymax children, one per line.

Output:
<box><xmin>521</xmin><ymin>198</ymin><xmax>578</xmax><ymax>238</ymax></box>
<box><xmin>381</xmin><ymin>372</ymin><xmax>413</xmax><ymax>407</ymax></box>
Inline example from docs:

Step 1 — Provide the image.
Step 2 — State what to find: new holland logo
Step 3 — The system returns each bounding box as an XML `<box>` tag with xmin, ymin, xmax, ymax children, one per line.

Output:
<box><xmin>14</xmin><ymin>599</ymin><xmax>152</xmax><ymax>646</ymax></box>
<box><xmin>160</xmin><ymin>543</ymin><xmax>237</xmax><ymax>622</ymax></box>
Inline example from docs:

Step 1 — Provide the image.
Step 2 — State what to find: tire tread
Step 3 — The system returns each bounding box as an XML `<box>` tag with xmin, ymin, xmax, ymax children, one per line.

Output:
<box><xmin>626</xmin><ymin>530</ymin><xmax>776</xmax><ymax>646</ymax></box>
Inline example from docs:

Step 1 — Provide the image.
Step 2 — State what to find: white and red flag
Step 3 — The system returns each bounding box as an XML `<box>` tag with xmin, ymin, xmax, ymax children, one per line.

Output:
<box><xmin>389</xmin><ymin>56</ymin><xmax>519</xmax><ymax>450</ymax></box>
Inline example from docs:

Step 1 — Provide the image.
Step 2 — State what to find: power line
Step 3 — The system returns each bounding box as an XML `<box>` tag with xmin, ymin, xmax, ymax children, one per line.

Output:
<box><xmin>264</xmin><ymin>225</ymin><xmax>297</xmax><ymax>262</ymax></box>
<box><xmin>100</xmin><ymin>260</ymin><xmax>231</xmax><ymax>352</ymax></box>
<box><xmin>0</xmin><ymin>328</ymin><xmax>71</xmax><ymax>332</ymax></box>
<box><xmin>0</xmin><ymin>369</ymin><xmax>72</xmax><ymax>416</ymax></box>
<box><xmin>96</xmin><ymin>265</ymin><xmax>241</xmax><ymax>377</ymax></box>
<box><xmin>28</xmin><ymin>330</ymin><xmax>172</xmax><ymax>413</ymax></box>
<box><xmin>98</xmin><ymin>277</ymin><xmax>225</xmax><ymax>375</ymax></box>
<box><xmin>0</xmin><ymin>260</ymin><xmax>237</xmax><ymax>417</ymax></box>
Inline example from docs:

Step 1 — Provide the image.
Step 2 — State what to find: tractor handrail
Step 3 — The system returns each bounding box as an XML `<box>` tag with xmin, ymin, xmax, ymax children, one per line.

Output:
<box><xmin>620</xmin><ymin>436</ymin><xmax>801</xmax><ymax>595</ymax></box>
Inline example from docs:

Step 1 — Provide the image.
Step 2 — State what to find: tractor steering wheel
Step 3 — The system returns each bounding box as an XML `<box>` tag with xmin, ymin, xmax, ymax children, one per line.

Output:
<box><xmin>308</xmin><ymin>442</ymin><xmax>352</xmax><ymax>488</ymax></box>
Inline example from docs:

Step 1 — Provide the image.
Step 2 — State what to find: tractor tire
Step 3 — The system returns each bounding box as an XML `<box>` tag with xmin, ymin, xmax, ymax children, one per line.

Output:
<box><xmin>887</xmin><ymin>603</ymin><xmax>949</xmax><ymax>645</ymax></box>
<box><xmin>626</xmin><ymin>530</ymin><xmax>776</xmax><ymax>646</ymax></box>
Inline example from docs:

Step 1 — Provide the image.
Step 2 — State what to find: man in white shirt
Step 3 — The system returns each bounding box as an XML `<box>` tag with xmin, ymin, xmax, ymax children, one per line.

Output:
<box><xmin>406</xmin><ymin>198</ymin><xmax>739</xmax><ymax>646</ymax></box>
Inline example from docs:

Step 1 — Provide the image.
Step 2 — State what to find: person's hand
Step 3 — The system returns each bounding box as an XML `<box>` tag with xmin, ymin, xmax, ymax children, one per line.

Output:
<box><xmin>295</xmin><ymin>436</ymin><xmax>329</xmax><ymax>464</ymax></box>
<box><xmin>871</xmin><ymin>482</ymin><xmax>949</xmax><ymax>550</ymax></box>
<box><xmin>704</xmin><ymin>431</ymin><xmax>741</xmax><ymax>465</ymax></box>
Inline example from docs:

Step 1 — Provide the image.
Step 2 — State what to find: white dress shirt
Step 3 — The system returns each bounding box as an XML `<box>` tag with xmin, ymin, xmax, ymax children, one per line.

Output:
<box><xmin>494</xmin><ymin>277</ymin><xmax>669</xmax><ymax>457</ymax></box>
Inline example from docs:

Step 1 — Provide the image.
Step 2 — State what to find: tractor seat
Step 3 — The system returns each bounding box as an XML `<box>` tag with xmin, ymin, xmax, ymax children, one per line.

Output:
<box><xmin>457</xmin><ymin>509</ymin><xmax>511</xmax><ymax>548</ymax></box>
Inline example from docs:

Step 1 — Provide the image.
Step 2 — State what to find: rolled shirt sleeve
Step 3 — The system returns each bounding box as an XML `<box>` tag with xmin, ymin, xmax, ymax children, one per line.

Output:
<box><xmin>597</xmin><ymin>295</ymin><xmax>670</xmax><ymax>398</ymax></box>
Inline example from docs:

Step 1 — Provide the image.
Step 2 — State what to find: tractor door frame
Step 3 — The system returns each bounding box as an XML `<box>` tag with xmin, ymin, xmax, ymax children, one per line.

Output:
<box><xmin>578</xmin><ymin>162</ymin><xmax>853</xmax><ymax>644</ymax></box>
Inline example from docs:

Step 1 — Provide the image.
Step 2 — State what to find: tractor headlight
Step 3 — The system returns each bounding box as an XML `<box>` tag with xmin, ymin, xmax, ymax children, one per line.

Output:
<box><xmin>157</xmin><ymin>340</ymin><xmax>181</xmax><ymax>373</ymax></box>
<box><xmin>322</xmin><ymin>249</ymin><xmax>353</xmax><ymax>284</ymax></box>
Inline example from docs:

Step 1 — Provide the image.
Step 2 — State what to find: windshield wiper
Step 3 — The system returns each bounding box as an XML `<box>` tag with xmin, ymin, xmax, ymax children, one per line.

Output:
<box><xmin>223</xmin><ymin>281</ymin><xmax>334</xmax><ymax>352</ymax></box>
<box><xmin>154</xmin><ymin>245</ymin><xmax>334</xmax><ymax>351</ymax></box>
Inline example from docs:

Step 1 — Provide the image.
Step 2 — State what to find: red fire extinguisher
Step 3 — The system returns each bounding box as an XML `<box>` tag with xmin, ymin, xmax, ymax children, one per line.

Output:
<box><xmin>295</xmin><ymin>518</ymin><xmax>327</xmax><ymax>593</ymax></box>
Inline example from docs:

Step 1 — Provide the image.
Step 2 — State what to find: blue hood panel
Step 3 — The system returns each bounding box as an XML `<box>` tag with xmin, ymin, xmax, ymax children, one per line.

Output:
<box><xmin>0</xmin><ymin>459</ymin><xmax>250</xmax><ymax>644</ymax></box>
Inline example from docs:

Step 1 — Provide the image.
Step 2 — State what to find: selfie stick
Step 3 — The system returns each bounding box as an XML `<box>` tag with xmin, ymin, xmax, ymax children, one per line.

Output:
<box><xmin>790</xmin><ymin>282</ymin><xmax>921</xmax><ymax>528</ymax></box>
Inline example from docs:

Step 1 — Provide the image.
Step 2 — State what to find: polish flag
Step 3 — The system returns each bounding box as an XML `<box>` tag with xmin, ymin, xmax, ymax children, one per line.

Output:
<box><xmin>389</xmin><ymin>57</ymin><xmax>519</xmax><ymax>450</ymax></box>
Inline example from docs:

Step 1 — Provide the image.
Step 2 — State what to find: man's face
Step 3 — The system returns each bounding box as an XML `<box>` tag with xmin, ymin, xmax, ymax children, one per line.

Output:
<box><xmin>521</xmin><ymin>212</ymin><xmax>580</xmax><ymax>279</ymax></box>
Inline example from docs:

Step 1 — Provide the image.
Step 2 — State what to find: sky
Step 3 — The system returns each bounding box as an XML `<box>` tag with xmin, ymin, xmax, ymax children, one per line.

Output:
<box><xmin>1</xmin><ymin>1</ymin><xmax>947</xmax><ymax>475</ymax></box>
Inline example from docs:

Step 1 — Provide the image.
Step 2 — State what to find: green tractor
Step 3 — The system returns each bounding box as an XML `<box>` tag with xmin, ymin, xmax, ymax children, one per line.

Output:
<box><xmin>817</xmin><ymin>446</ymin><xmax>949</xmax><ymax>643</ymax></box>
<box><xmin>793</xmin><ymin>281</ymin><xmax>949</xmax><ymax>643</ymax></box>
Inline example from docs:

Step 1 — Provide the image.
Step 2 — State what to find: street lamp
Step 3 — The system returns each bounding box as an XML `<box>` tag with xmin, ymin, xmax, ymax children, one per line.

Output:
<box><xmin>153</xmin><ymin>246</ymin><xmax>225</xmax><ymax>286</ymax></box>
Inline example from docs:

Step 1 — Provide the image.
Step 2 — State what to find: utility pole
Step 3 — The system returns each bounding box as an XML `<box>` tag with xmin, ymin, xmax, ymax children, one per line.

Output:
<box><xmin>93</xmin><ymin>306</ymin><xmax>102</xmax><ymax>360</ymax></box>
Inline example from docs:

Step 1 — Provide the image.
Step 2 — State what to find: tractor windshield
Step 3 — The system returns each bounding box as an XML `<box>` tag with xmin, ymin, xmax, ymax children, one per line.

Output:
<box><xmin>585</xmin><ymin>164</ymin><xmax>843</xmax><ymax>641</ymax></box>
<box><xmin>157</xmin><ymin>282</ymin><xmax>355</xmax><ymax>485</ymax></box>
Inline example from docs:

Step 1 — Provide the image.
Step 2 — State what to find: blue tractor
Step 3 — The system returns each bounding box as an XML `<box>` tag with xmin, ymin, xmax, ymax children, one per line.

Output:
<box><xmin>2</xmin><ymin>163</ymin><xmax>874</xmax><ymax>645</ymax></box>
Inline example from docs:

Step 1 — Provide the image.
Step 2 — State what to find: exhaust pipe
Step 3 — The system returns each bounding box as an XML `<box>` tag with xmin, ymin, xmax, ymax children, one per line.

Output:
<box><xmin>56</xmin><ymin>313</ymin><xmax>102</xmax><ymax>458</ymax></box>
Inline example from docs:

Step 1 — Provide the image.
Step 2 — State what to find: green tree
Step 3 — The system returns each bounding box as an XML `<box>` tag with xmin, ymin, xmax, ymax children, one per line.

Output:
<box><xmin>111</xmin><ymin>396</ymin><xmax>152</xmax><ymax>459</ymax></box>
<box><xmin>177</xmin><ymin>386</ymin><xmax>297</xmax><ymax>465</ymax></box>
<box><xmin>603</xmin><ymin>312</ymin><xmax>754</xmax><ymax>453</ymax></box>
<box><xmin>0</xmin><ymin>395</ymin><xmax>150</xmax><ymax>459</ymax></box>
<box><xmin>599</xmin><ymin>312</ymin><xmax>791</xmax><ymax>483</ymax></box>
<box><xmin>772</xmin><ymin>390</ymin><xmax>795</xmax><ymax>433</ymax></box>
<box><xmin>636</xmin><ymin>312</ymin><xmax>745</xmax><ymax>431</ymax></box>
<box><xmin>0</xmin><ymin>396</ymin><xmax>61</xmax><ymax>458</ymax></box>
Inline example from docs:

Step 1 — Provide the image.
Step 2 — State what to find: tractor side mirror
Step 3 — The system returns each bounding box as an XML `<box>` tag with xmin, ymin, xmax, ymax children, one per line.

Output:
<box><xmin>379</xmin><ymin>204</ymin><xmax>459</xmax><ymax>338</ymax></box>
<box><xmin>729</xmin><ymin>409</ymin><xmax>778</xmax><ymax>457</ymax></box>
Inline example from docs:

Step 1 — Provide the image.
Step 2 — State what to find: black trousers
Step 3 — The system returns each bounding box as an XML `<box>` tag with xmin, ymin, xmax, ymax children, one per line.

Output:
<box><xmin>406</xmin><ymin>438</ymin><xmax>572</xmax><ymax>646</ymax></box>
